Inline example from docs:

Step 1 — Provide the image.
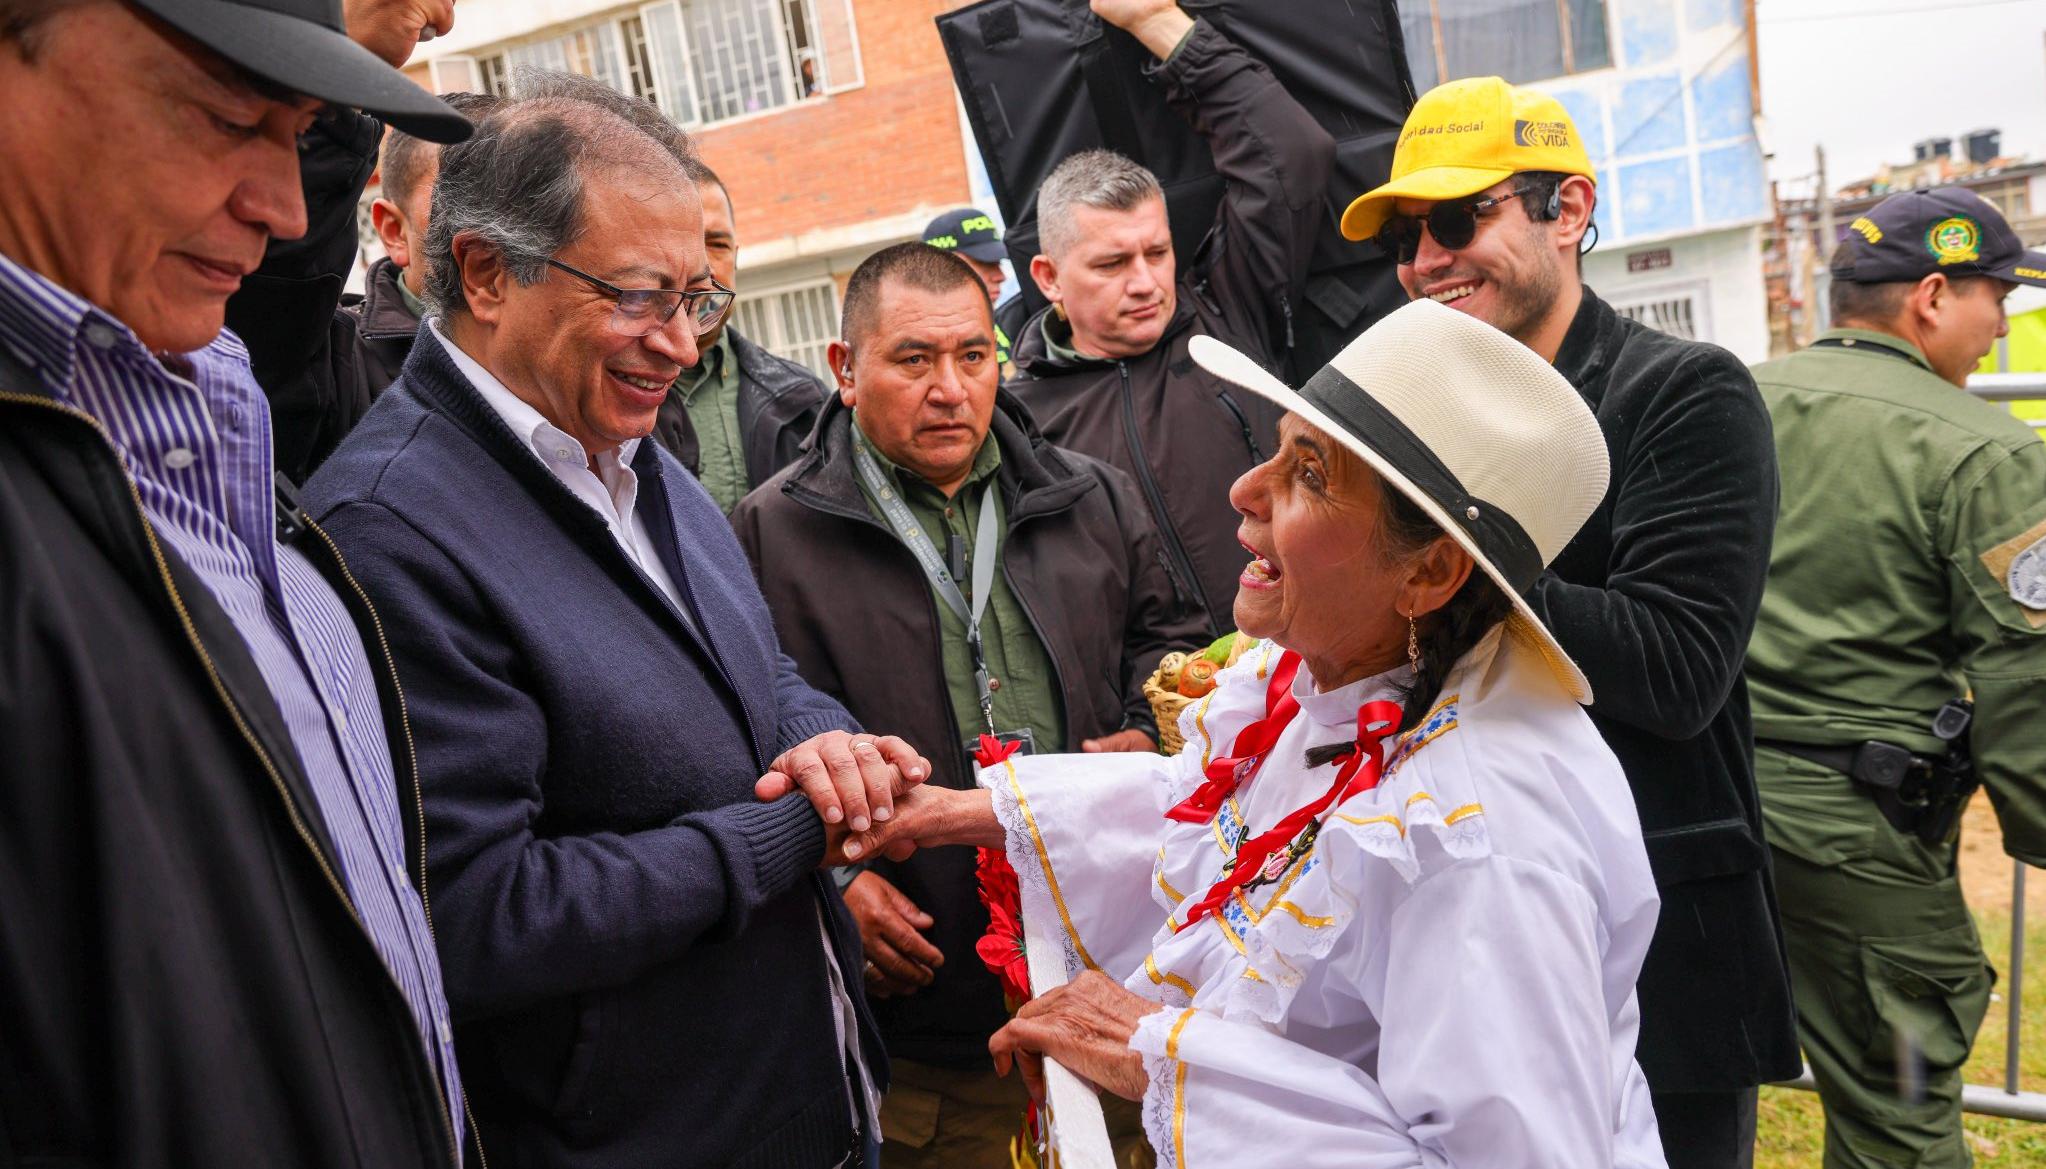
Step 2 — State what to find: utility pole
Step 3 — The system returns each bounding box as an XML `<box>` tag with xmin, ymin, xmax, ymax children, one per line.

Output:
<box><xmin>1815</xmin><ymin>144</ymin><xmax>1836</xmax><ymax>331</ymax></box>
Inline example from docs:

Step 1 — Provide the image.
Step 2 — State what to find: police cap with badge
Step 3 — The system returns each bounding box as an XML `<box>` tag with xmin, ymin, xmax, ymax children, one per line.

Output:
<box><xmin>1832</xmin><ymin>187</ymin><xmax>2046</xmax><ymax>289</ymax></box>
<box><xmin>921</xmin><ymin>208</ymin><xmax>1007</xmax><ymax>264</ymax></box>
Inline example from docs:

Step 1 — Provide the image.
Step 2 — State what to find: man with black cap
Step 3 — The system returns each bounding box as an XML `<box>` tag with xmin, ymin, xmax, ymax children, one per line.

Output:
<box><xmin>0</xmin><ymin>1</ymin><xmax>474</xmax><ymax>1164</ymax></box>
<box><xmin>1747</xmin><ymin>187</ymin><xmax>2046</xmax><ymax>1169</ymax></box>
<box><xmin>922</xmin><ymin>206</ymin><xmax>1017</xmax><ymax>367</ymax></box>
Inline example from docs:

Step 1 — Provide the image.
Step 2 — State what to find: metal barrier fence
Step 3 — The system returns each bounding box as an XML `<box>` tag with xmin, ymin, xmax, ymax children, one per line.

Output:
<box><xmin>1967</xmin><ymin>372</ymin><xmax>2046</xmax><ymax>428</ymax></box>
<box><xmin>1771</xmin><ymin>375</ymin><xmax>2043</xmax><ymax>1120</ymax></box>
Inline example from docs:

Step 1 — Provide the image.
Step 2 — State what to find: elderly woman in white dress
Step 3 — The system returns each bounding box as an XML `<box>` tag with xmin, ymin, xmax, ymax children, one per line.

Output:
<box><xmin>770</xmin><ymin>298</ymin><xmax>1667</xmax><ymax>1167</ymax></box>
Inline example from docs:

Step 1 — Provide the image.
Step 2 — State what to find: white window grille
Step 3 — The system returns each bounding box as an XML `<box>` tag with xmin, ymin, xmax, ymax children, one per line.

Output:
<box><xmin>459</xmin><ymin>0</ymin><xmax>860</xmax><ymax>126</ymax></box>
<box><xmin>732</xmin><ymin>282</ymin><xmax>839</xmax><ymax>380</ymax></box>
<box><xmin>477</xmin><ymin>53</ymin><xmax>511</xmax><ymax>97</ymax></box>
<box><xmin>1615</xmin><ymin>293</ymin><xmax>1703</xmax><ymax>342</ymax></box>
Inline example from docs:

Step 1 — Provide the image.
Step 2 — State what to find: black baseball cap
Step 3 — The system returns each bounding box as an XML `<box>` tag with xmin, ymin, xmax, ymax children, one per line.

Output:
<box><xmin>1832</xmin><ymin>186</ymin><xmax>2046</xmax><ymax>288</ymax></box>
<box><xmin>131</xmin><ymin>0</ymin><xmax>472</xmax><ymax>144</ymax></box>
<box><xmin>922</xmin><ymin>208</ymin><xmax>1006</xmax><ymax>264</ymax></box>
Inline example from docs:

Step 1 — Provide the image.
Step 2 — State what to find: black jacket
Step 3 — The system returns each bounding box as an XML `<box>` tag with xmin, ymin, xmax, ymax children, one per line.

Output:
<box><xmin>731</xmin><ymin>392</ymin><xmax>1208</xmax><ymax>1065</ymax></box>
<box><xmin>0</xmin><ymin>350</ymin><xmax>459</xmax><ymax>1166</ymax></box>
<box><xmin>344</xmin><ymin>255</ymin><xmax>425</xmax><ymax>392</ymax></box>
<box><xmin>1007</xmin><ymin>19</ymin><xmax>1333</xmax><ymax>637</ymax></box>
<box><xmin>223</xmin><ymin>108</ymin><xmax>396</xmax><ymax>486</ymax></box>
<box><xmin>651</xmin><ymin>324</ymin><xmax>830</xmax><ymax>497</ymax></box>
<box><xmin>1534</xmin><ymin>290</ymin><xmax>1801</xmax><ymax>1093</ymax></box>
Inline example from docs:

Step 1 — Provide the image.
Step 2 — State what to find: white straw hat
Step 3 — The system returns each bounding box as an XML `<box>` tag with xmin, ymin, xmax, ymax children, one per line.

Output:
<box><xmin>1190</xmin><ymin>298</ymin><xmax>1610</xmax><ymax>703</ymax></box>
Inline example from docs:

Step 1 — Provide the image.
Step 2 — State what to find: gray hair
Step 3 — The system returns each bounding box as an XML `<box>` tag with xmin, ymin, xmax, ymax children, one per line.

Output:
<box><xmin>510</xmin><ymin>65</ymin><xmax>697</xmax><ymax>168</ymax></box>
<box><xmin>422</xmin><ymin>86</ymin><xmax>689</xmax><ymax>318</ymax></box>
<box><xmin>1035</xmin><ymin>149</ymin><xmax>1164</xmax><ymax>258</ymax></box>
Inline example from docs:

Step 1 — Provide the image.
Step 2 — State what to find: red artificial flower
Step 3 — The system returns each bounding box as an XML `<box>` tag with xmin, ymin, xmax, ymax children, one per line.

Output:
<box><xmin>975</xmin><ymin>847</ymin><xmax>1031</xmax><ymax>1004</ymax></box>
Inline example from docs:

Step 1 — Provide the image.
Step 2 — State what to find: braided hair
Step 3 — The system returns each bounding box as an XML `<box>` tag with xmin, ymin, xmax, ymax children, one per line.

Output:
<box><xmin>1378</xmin><ymin>487</ymin><xmax>1513</xmax><ymax>733</ymax></box>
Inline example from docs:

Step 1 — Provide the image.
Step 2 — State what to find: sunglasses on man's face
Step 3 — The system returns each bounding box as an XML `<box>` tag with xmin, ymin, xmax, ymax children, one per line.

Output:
<box><xmin>547</xmin><ymin>260</ymin><xmax>736</xmax><ymax>338</ymax></box>
<box><xmin>1374</xmin><ymin>185</ymin><xmax>1536</xmax><ymax>266</ymax></box>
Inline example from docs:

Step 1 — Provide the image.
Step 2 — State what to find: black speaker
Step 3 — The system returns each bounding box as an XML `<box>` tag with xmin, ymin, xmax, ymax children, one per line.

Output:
<box><xmin>937</xmin><ymin>0</ymin><xmax>1420</xmax><ymax>379</ymax></box>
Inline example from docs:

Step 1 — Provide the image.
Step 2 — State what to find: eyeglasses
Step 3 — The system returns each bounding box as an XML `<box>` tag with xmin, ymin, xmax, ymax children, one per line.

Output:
<box><xmin>547</xmin><ymin>260</ymin><xmax>736</xmax><ymax>337</ymax></box>
<box><xmin>1373</xmin><ymin>185</ymin><xmax>1538</xmax><ymax>266</ymax></box>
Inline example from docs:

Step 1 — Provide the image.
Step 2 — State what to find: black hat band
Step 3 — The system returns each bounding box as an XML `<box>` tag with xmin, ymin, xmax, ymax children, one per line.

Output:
<box><xmin>1297</xmin><ymin>364</ymin><xmax>1545</xmax><ymax>592</ymax></box>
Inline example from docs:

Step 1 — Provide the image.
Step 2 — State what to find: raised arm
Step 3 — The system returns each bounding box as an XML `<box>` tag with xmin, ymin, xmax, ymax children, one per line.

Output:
<box><xmin>1107</xmin><ymin>0</ymin><xmax>1335</xmax><ymax>354</ymax></box>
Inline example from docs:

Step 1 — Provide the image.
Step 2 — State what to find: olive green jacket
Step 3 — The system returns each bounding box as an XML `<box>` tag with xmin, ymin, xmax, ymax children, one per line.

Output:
<box><xmin>1747</xmin><ymin>328</ymin><xmax>2046</xmax><ymax>864</ymax></box>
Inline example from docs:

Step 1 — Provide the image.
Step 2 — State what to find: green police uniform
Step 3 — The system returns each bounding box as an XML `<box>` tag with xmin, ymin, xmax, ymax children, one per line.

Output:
<box><xmin>1748</xmin><ymin>326</ymin><xmax>2046</xmax><ymax>1169</ymax></box>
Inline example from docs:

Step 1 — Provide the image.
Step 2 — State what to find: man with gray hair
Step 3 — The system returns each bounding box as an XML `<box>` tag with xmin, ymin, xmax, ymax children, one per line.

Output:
<box><xmin>305</xmin><ymin>88</ymin><xmax>916</xmax><ymax>1168</ymax></box>
<box><xmin>1010</xmin><ymin>0</ymin><xmax>1333</xmax><ymax>637</ymax></box>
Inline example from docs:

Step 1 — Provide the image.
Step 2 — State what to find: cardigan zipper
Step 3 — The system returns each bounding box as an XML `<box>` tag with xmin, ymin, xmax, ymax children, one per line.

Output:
<box><xmin>2</xmin><ymin>390</ymin><xmax>467</xmax><ymax>1168</ymax></box>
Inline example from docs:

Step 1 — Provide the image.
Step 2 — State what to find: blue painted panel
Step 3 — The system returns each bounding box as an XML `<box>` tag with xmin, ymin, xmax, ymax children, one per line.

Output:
<box><xmin>1594</xmin><ymin>165</ymin><xmax>1622</xmax><ymax>239</ymax></box>
<box><xmin>1614</xmin><ymin>72</ymin><xmax>1686</xmax><ymax>156</ymax></box>
<box><xmin>1690</xmin><ymin>53</ymin><xmax>1753</xmax><ymax>142</ymax></box>
<box><xmin>1549</xmin><ymin>85</ymin><xmax>1609</xmax><ymax>163</ymax></box>
<box><xmin>1686</xmin><ymin>0</ymin><xmax>1741</xmax><ymax>35</ymax></box>
<box><xmin>1697</xmin><ymin>141</ymin><xmax>1769</xmax><ymax>225</ymax></box>
<box><xmin>1618</xmin><ymin>155</ymin><xmax>1697</xmax><ymax>237</ymax></box>
<box><xmin>1616</xmin><ymin>0</ymin><xmax>1678</xmax><ymax>69</ymax></box>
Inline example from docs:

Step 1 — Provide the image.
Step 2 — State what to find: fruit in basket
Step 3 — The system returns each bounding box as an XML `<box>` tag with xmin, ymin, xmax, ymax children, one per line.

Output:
<box><xmin>1202</xmin><ymin>631</ymin><xmax>1240</xmax><ymax>666</ymax></box>
<box><xmin>1177</xmin><ymin>657</ymin><xmax>1220</xmax><ymax>698</ymax></box>
<box><xmin>1154</xmin><ymin>651</ymin><xmax>1188</xmax><ymax>693</ymax></box>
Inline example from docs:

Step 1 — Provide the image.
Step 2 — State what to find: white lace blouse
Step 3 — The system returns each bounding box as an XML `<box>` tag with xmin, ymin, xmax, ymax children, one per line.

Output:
<box><xmin>981</xmin><ymin>627</ymin><xmax>1669</xmax><ymax>1168</ymax></box>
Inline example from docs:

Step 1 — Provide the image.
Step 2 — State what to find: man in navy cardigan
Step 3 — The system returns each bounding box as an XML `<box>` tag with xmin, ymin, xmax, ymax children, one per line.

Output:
<box><xmin>304</xmin><ymin>89</ymin><xmax>919</xmax><ymax>1169</ymax></box>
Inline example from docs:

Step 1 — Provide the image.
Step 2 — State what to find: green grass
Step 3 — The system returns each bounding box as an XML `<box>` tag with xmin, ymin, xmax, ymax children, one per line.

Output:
<box><xmin>1756</xmin><ymin>905</ymin><xmax>2046</xmax><ymax>1166</ymax></box>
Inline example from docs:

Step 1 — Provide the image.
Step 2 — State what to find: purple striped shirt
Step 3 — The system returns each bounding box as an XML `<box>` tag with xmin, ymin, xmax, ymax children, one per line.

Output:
<box><xmin>0</xmin><ymin>254</ymin><xmax>463</xmax><ymax>1152</ymax></box>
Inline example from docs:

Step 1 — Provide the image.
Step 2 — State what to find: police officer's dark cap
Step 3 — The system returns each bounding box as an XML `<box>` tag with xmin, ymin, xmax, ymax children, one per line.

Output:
<box><xmin>922</xmin><ymin>208</ymin><xmax>1006</xmax><ymax>264</ymax></box>
<box><xmin>129</xmin><ymin>0</ymin><xmax>472</xmax><ymax>143</ymax></box>
<box><xmin>1832</xmin><ymin>186</ymin><xmax>2046</xmax><ymax>288</ymax></box>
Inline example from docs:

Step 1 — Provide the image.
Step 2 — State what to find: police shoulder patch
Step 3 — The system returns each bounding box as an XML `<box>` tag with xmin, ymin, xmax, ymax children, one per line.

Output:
<box><xmin>1981</xmin><ymin>517</ymin><xmax>2046</xmax><ymax>628</ymax></box>
<box><xmin>2011</xmin><ymin>536</ymin><xmax>2046</xmax><ymax>610</ymax></box>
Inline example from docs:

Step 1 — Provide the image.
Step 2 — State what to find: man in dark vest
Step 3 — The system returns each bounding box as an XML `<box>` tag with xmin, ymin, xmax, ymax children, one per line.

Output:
<box><xmin>1343</xmin><ymin>76</ymin><xmax>1799</xmax><ymax>1168</ymax></box>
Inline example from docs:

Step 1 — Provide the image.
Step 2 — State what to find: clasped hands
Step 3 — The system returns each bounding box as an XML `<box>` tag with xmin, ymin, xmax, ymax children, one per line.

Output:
<box><xmin>756</xmin><ymin>732</ymin><xmax>1159</xmax><ymax>1103</ymax></box>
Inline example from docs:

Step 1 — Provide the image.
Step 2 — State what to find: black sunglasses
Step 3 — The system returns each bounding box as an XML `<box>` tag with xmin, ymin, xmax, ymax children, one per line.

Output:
<box><xmin>1374</xmin><ymin>185</ymin><xmax>1538</xmax><ymax>266</ymax></box>
<box><xmin>547</xmin><ymin>260</ymin><xmax>736</xmax><ymax>337</ymax></box>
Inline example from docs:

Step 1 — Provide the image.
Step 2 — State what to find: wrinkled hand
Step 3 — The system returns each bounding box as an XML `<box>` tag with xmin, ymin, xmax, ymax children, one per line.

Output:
<box><xmin>826</xmin><ymin>783</ymin><xmax>1005</xmax><ymax>865</ymax></box>
<box><xmin>845</xmin><ymin>872</ymin><xmax>943</xmax><ymax>998</ymax></box>
<box><xmin>1090</xmin><ymin>0</ymin><xmax>1193</xmax><ymax>58</ymax></box>
<box><xmin>990</xmin><ymin>970</ymin><xmax>1161</xmax><ymax>1102</ymax></box>
<box><xmin>343</xmin><ymin>0</ymin><xmax>456</xmax><ymax>67</ymax></box>
<box><xmin>756</xmin><ymin>731</ymin><xmax>929</xmax><ymax>838</ymax></box>
<box><xmin>1081</xmin><ymin>728</ymin><xmax>1156</xmax><ymax>753</ymax></box>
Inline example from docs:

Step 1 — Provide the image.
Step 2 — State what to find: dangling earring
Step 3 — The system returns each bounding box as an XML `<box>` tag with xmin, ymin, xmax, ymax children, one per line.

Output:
<box><xmin>1052</xmin><ymin>300</ymin><xmax>1068</xmax><ymax>322</ymax></box>
<box><xmin>1405</xmin><ymin>614</ymin><xmax>1421</xmax><ymax>674</ymax></box>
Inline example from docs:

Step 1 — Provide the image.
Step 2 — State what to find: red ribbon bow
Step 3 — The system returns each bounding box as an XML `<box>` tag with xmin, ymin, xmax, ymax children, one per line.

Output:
<box><xmin>1167</xmin><ymin>651</ymin><xmax>1404</xmax><ymax>932</ymax></box>
<box><xmin>973</xmin><ymin>733</ymin><xmax>1024</xmax><ymax>769</ymax></box>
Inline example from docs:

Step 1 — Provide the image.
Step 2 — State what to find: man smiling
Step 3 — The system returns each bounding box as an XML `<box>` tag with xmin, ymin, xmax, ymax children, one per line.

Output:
<box><xmin>1344</xmin><ymin>76</ymin><xmax>1799</xmax><ymax>1169</ymax></box>
<box><xmin>304</xmin><ymin>90</ymin><xmax>913</xmax><ymax>1167</ymax></box>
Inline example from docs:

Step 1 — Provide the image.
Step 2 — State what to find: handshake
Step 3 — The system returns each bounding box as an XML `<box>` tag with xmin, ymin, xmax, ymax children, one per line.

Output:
<box><xmin>752</xmin><ymin>730</ymin><xmax>1004</xmax><ymax>865</ymax></box>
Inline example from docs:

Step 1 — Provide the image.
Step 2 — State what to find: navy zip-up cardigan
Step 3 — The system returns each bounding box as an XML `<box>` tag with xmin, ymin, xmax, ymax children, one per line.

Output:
<box><xmin>303</xmin><ymin>332</ymin><xmax>882</xmax><ymax>1169</ymax></box>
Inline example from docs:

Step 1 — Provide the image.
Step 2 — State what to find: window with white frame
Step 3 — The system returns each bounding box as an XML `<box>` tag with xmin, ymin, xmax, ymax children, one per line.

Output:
<box><xmin>453</xmin><ymin>0</ymin><xmax>862</xmax><ymax>128</ymax></box>
<box><xmin>1396</xmin><ymin>0</ymin><xmax>1611</xmax><ymax>93</ymax></box>
<box><xmin>1613</xmin><ymin>291</ymin><xmax>1704</xmax><ymax>342</ymax></box>
<box><xmin>732</xmin><ymin>282</ymin><xmax>839</xmax><ymax>379</ymax></box>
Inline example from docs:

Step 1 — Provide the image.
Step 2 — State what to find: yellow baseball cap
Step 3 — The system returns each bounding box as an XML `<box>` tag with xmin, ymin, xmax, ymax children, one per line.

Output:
<box><xmin>1341</xmin><ymin>77</ymin><xmax>1595</xmax><ymax>241</ymax></box>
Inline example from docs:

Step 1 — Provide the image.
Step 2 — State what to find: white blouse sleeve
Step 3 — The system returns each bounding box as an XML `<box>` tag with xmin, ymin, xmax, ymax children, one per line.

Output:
<box><xmin>1131</xmin><ymin>854</ymin><xmax>1639</xmax><ymax>1169</ymax></box>
<box><xmin>982</xmin><ymin>749</ymin><xmax>1186</xmax><ymax>983</ymax></box>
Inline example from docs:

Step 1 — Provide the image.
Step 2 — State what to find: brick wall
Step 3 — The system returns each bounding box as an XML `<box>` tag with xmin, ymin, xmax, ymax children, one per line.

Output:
<box><xmin>694</xmin><ymin>0</ymin><xmax>973</xmax><ymax>245</ymax></box>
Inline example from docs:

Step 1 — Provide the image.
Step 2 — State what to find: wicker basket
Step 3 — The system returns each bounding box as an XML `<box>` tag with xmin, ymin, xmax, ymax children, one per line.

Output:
<box><xmin>1144</xmin><ymin>634</ymin><xmax>1250</xmax><ymax>756</ymax></box>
